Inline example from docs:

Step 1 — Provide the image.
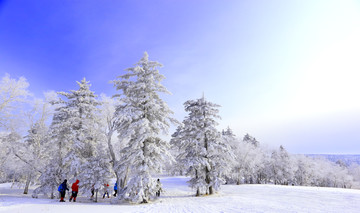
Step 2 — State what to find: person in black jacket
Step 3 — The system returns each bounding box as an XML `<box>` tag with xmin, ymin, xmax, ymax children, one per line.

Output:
<box><xmin>58</xmin><ymin>179</ymin><xmax>69</xmax><ymax>202</ymax></box>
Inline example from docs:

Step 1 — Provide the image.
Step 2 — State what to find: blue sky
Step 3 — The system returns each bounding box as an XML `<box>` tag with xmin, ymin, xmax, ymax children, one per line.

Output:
<box><xmin>1</xmin><ymin>0</ymin><xmax>360</xmax><ymax>154</ymax></box>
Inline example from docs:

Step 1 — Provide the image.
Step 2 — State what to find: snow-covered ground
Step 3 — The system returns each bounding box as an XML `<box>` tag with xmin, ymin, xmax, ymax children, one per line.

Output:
<box><xmin>1</xmin><ymin>176</ymin><xmax>360</xmax><ymax>213</ymax></box>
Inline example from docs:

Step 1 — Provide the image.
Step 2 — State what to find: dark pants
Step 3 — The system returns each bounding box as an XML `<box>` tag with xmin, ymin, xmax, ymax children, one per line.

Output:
<box><xmin>70</xmin><ymin>191</ymin><xmax>78</xmax><ymax>201</ymax></box>
<box><xmin>60</xmin><ymin>191</ymin><xmax>66</xmax><ymax>200</ymax></box>
<box><xmin>103</xmin><ymin>191</ymin><xmax>109</xmax><ymax>198</ymax></box>
<box><xmin>71</xmin><ymin>191</ymin><xmax>78</xmax><ymax>198</ymax></box>
<box><xmin>113</xmin><ymin>190</ymin><xmax>117</xmax><ymax>197</ymax></box>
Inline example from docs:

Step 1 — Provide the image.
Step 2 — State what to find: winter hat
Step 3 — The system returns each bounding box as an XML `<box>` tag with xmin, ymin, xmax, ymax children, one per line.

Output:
<box><xmin>64</xmin><ymin>179</ymin><xmax>67</xmax><ymax>183</ymax></box>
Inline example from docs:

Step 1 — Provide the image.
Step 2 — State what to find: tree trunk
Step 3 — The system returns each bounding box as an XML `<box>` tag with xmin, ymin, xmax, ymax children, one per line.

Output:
<box><xmin>51</xmin><ymin>185</ymin><xmax>55</xmax><ymax>199</ymax></box>
<box><xmin>195</xmin><ymin>169</ymin><xmax>200</xmax><ymax>196</ymax></box>
<box><xmin>141</xmin><ymin>140</ymin><xmax>149</xmax><ymax>202</ymax></box>
<box><xmin>204</xmin><ymin>134</ymin><xmax>213</xmax><ymax>195</ymax></box>
<box><xmin>23</xmin><ymin>174</ymin><xmax>32</xmax><ymax>194</ymax></box>
<box><xmin>95</xmin><ymin>189</ymin><xmax>98</xmax><ymax>202</ymax></box>
<box><xmin>107</xmin><ymin>128</ymin><xmax>125</xmax><ymax>191</ymax></box>
<box><xmin>121</xmin><ymin>166</ymin><xmax>130</xmax><ymax>188</ymax></box>
<box><xmin>257</xmin><ymin>173</ymin><xmax>262</xmax><ymax>184</ymax></box>
<box><xmin>107</xmin><ymin>130</ymin><xmax>116</xmax><ymax>164</ymax></box>
<box><xmin>205</xmin><ymin>166</ymin><xmax>213</xmax><ymax>195</ymax></box>
<box><xmin>208</xmin><ymin>185</ymin><xmax>213</xmax><ymax>195</ymax></box>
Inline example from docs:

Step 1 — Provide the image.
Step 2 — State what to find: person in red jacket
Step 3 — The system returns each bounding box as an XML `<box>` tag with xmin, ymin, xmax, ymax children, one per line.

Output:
<box><xmin>69</xmin><ymin>180</ymin><xmax>79</xmax><ymax>202</ymax></box>
<box><xmin>103</xmin><ymin>183</ymin><xmax>110</xmax><ymax>198</ymax></box>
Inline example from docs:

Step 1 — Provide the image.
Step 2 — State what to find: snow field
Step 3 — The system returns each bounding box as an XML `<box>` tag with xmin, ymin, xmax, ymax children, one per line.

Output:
<box><xmin>1</xmin><ymin>176</ymin><xmax>360</xmax><ymax>213</ymax></box>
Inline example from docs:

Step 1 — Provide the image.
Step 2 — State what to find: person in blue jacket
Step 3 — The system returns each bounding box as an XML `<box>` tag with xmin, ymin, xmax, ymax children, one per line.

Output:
<box><xmin>58</xmin><ymin>179</ymin><xmax>69</xmax><ymax>202</ymax></box>
<box><xmin>113</xmin><ymin>182</ymin><xmax>118</xmax><ymax>197</ymax></box>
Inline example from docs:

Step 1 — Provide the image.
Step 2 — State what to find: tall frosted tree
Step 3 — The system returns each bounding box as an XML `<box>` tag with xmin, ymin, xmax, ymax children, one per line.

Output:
<box><xmin>171</xmin><ymin>96</ymin><xmax>233</xmax><ymax>196</ymax></box>
<box><xmin>112</xmin><ymin>52</ymin><xmax>176</xmax><ymax>203</ymax></box>
<box><xmin>34</xmin><ymin>78</ymin><xmax>106</xmax><ymax>198</ymax></box>
<box><xmin>56</xmin><ymin>78</ymin><xmax>102</xmax><ymax>179</ymax></box>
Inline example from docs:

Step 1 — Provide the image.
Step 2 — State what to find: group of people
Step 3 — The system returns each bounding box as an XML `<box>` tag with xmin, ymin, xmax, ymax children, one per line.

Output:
<box><xmin>99</xmin><ymin>182</ymin><xmax>117</xmax><ymax>198</ymax></box>
<box><xmin>58</xmin><ymin>179</ymin><xmax>79</xmax><ymax>202</ymax></box>
<box><xmin>58</xmin><ymin>179</ymin><xmax>162</xmax><ymax>202</ymax></box>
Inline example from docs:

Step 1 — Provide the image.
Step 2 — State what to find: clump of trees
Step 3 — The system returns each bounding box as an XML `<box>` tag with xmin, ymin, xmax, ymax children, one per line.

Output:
<box><xmin>216</xmin><ymin>134</ymin><xmax>357</xmax><ymax>189</ymax></box>
<box><xmin>0</xmin><ymin>53</ymin><xmax>178</xmax><ymax>203</ymax></box>
<box><xmin>1</xmin><ymin>53</ymin><xmax>359</xmax><ymax>205</ymax></box>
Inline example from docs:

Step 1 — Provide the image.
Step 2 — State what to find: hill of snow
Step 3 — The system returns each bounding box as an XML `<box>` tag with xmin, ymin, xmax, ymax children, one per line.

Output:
<box><xmin>1</xmin><ymin>176</ymin><xmax>360</xmax><ymax>213</ymax></box>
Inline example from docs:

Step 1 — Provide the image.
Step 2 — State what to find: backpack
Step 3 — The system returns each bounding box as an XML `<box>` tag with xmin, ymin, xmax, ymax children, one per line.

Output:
<box><xmin>58</xmin><ymin>184</ymin><xmax>63</xmax><ymax>192</ymax></box>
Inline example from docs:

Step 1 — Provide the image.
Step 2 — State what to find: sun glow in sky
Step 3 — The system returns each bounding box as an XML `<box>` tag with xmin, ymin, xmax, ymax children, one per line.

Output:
<box><xmin>1</xmin><ymin>0</ymin><xmax>360</xmax><ymax>153</ymax></box>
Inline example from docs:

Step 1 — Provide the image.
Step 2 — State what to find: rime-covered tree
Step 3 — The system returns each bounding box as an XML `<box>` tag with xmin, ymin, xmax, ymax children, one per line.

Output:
<box><xmin>112</xmin><ymin>52</ymin><xmax>176</xmax><ymax>203</ymax></box>
<box><xmin>243</xmin><ymin>133</ymin><xmax>259</xmax><ymax>147</ymax></box>
<box><xmin>293</xmin><ymin>155</ymin><xmax>315</xmax><ymax>186</ymax></box>
<box><xmin>0</xmin><ymin>74</ymin><xmax>30</xmax><ymax>180</ymax></box>
<box><xmin>98</xmin><ymin>94</ymin><xmax>124</xmax><ymax>189</ymax></box>
<box><xmin>0</xmin><ymin>73</ymin><xmax>30</xmax><ymax>130</ymax></box>
<box><xmin>12</xmin><ymin>96</ymin><xmax>55</xmax><ymax>194</ymax></box>
<box><xmin>349</xmin><ymin>163</ymin><xmax>360</xmax><ymax>185</ymax></box>
<box><xmin>1</xmin><ymin>79</ymin><xmax>53</xmax><ymax>194</ymax></box>
<box><xmin>79</xmin><ymin>142</ymin><xmax>111</xmax><ymax>202</ymax></box>
<box><xmin>14</xmin><ymin>122</ymin><xmax>46</xmax><ymax>194</ymax></box>
<box><xmin>57</xmin><ymin>78</ymin><xmax>102</xmax><ymax>179</ymax></box>
<box><xmin>168</xmin><ymin>125</ymin><xmax>186</xmax><ymax>175</ymax></box>
<box><xmin>34</xmin><ymin>78</ymin><xmax>104</xmax><ymax>198</ymax></box>
<box><xmin>171</xmin><ymin>96</ymin><xmax>233</xmax><ymax>196</ymax></box>
<box><xmin>33</xmin><ymin>94</ymin><xmax>69</xmax><ymax>198</ymax></box>
<box><xmin>228</xmin><ymin>135</ymin><xmax>267</xmax><ymax>185</ymax></box>
<box><xmin>222</xmin><ymin>127</ymin><xmax>235</xmax><ymax>137</ymax></box>
<box><xmin>222</xmin><ymin>127</ymin><xmax>238</xmax><ymax>150</ymax></box>
<box><xmin>34</xmin><ymin>89</ymin><xmax>73</xmax><ymax>198</ymax></box>
<box><xmin>269</xmin><ymin>145</ymin><xmax>296</xmax><ymax>185</ymax></box>
<box><xmin>0</xmin><ymin>132</ymin><xmax>24</xmax><ymax>181</ymax></box>
<box><xmin>221</xmin><ymin>127</ymin><xmax>239</xmax><ymax>183</ymax></box>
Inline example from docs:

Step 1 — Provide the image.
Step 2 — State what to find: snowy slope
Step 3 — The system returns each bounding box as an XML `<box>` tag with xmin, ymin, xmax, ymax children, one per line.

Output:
<box><xmin>1</xmin><ymin>176</ymin><xmax>360</xmax><ymax>213</ymax></box>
